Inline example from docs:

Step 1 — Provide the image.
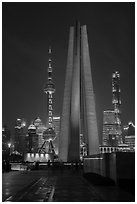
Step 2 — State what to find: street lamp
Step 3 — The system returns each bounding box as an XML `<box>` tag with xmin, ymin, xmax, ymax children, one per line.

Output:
<box><xmin>8</xmin><ymin>143</ymin><xmax>11</xmax><ymax>148</ymax></box>
<box><xmin>7</xmin><ymin>143</ymin><xmax>11</xmax><ymax>156</ymax></box>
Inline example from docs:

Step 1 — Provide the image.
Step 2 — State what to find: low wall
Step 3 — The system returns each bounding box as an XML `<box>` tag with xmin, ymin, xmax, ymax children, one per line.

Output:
<box><xmin>83</xmin><ymin>152</ymin><xmax>135</xmax><ymax>183</ymax></box>
<box><xmin>11</xmin><ymin>163</ymin><xmax>28</xmax><ymax>171</ymax></box>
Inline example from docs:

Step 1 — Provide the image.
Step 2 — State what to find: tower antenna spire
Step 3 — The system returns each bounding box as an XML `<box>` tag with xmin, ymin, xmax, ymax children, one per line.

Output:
<box><xmin>45</xmin><ymin>45</ymin><xmax>55</xmax><ymax>127</ymax></box>
<box><xmin>48</xmin><ymin>46</ymin><xmax>52</xmax><ymax>54</ymax></box>
<box><xmin>39</xmin><ymin>46</ymin><xmax>56</xmax><ymax>158</ymax></box>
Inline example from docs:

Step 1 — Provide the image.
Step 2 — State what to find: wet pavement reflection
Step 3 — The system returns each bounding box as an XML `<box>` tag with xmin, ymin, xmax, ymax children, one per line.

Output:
<box><xmin>2</xmin><ymin>169</ymin><xmax>134</xmax><ymax>202</ymax></box>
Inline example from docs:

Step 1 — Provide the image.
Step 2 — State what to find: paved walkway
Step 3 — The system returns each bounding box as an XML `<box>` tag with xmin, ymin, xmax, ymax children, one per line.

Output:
<box><xmin>2</xmin><ymin>169</ymin><xmax>134</xmax><ymax>202</ymax></box>
<box><xmin>52</xmin><ymin>171</ymin><xmax>103</xmax><ymax>202</ymax></box>
<box><xmin>2</xmin><ymin>170</ymin><xmax>45</xmax><ymax>201</ymax></box>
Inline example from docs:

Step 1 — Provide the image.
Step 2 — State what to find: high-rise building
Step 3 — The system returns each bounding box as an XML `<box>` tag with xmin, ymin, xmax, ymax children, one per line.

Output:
<box><xmin>34</xmin><ymin>117</ymin><xmax>46</xmax><ymax>149</ymax></box>
<box><xmin>14</xmin><ymin>118</ymin><xmax>26</xmax><ymax>154</ymax></box>
<box><xmin>102</xmin><ymin>71</ymin><xmax>123</xmax><ymax>146</ymax></box>
<box><xmin>103</xmin><ymin>110</ymin><xmax>119</xmax><ymax>146</ymax></box>
<box><xmin>127</xmin><ymin>122</ymin><xmax>135</xmax><ymax>136</ymax></box>
<box><xmin>123</xmin><ymin>122</ymin><xmax>135</xmax><ymax>149</ymax></box>
<box><xmin>112</xmin><ymin>71</ymin><xmax>121</xmax><ymax>114</ymax></box>
<box><xmin>112</xmin><ymin>71</ymin><xmax>122</xmax><ymax>144</ymax></box>
<box><xmin>2</xmin><ymin>124</ymin><xmax>11</xmax><ymax>155</ymax></box>
<box><xmin>34</xmin><ymin>117</ymin><xmax>42</xmax><ymax>128</ymax></box>
<box><xmin>28</xmin><ymin>123</ymin><xmax>38</xmax><ymax>153</ymax></box>
<box><xmin>59</xmin><ymin>22</ymin><xmax>99</xmax><ymax>162</ymax></box>
<box><xmin>80</xmin><ymin>133</ymin><xmax>87</xmax><ymax>160</ymax></box>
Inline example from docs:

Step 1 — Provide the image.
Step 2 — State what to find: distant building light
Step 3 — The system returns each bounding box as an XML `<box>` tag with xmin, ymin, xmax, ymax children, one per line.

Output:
<box><xmin>36</xmin><ymin>153</ymin><xmax>39</xmax><ymax>158</ymax></box>
<box><xmin>41</xmin><ymin>154</ymin><xmax>44</xmax><ymax>157</ymax></box>
<box><xmin>22</xmin><ymin>121</ymin><xmax>26</xmax><ymax>127</ymax></box>
<box><xmin>45</xmin><ymin>154</ymin><xmax>49</xmax><ymax>160</ymax></box>
<box><xmin>112</xmin><ymin>71</ymin><xmax>120</xmax><ymax>78</ymax></box>
<box><xmin>104</xmin><ymin>110</ymin><xmax>114</xmax><ymax>113</ymax></box>
<box><xmin>84</xmin><ymin>157</ymin><xmax>103</xmax><ymax>160</ymax></box>
<box><xmin>53</xmin><ymin>117</ymin><xmax>60</xmax><ymax>120</ymax></box>
<box><xmin>8</xmin><ymin>143</ymin><xmax>11</xmax><ymax>148</ymax></box>
<box><xmin>28</xmin><ymin>124</ymin><xmax>36</xmax><ymax>130</ymax></box>
<box><xmin>15</xmin><ymin>126</ymin><xmax>22</xmax><ymax>129</ymax></box>
<box><xmin>128</xmin><ymin>121</ymin><xmax>135</xmax><ymax>127</ymax></box>
<box><xmin>125</xmin><ymin>135</ymin><xmax>135</xmax><ymax>139</ymax></box>
<box><xmin>124</xmin><ymin>126</ymin><xmax>128</xmax><ymax>130</ymax></box>
<box><xmin>48</xmin><ymin>91</ymin><xmax>54</xmax><ymax>94</ymax></box>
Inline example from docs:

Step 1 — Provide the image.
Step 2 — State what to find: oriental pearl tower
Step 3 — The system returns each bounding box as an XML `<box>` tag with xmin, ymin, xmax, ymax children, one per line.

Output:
<box><xmin>39</xmin><ymin>47</ymin><xmax>56</xmax><ymax>160</ymax></box>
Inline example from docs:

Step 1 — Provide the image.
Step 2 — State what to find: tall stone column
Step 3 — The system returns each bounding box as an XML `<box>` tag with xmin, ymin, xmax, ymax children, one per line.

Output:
<box><xmin>81</xmin><ymin>25</ymin><xmax>99</xmax><ymax>155</ymax></box>
<box><xmin>59</xmin><ymin>22</ymin><xmax>99</xmax><ymax>162</ymax></box>
<box><xmin>68</xmin><ymin>22</ymin><xmax>80</xmax><ymax>162</ymax></box>
<box><xmin>59</xmin><ymin>27</ymin><xmax>74</xmax><ymax>162</ymax></box>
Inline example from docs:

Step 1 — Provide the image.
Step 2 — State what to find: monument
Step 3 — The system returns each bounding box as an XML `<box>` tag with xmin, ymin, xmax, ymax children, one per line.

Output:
<box><xmin>59</xmin><ymin>22</ymin><xmax>99</xmax><ymax>162</ymax></box>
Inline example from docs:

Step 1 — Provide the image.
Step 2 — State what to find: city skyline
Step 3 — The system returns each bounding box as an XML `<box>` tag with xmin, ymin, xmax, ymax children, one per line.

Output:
<box><xmin>2</xmin><ymin>2</ymin><xmax>135</xmax><ymax>142</ymax></box>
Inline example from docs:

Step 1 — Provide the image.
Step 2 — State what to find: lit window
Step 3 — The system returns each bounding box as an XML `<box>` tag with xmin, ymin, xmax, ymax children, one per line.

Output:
<box><xmin>49</xmin><ymin>111</ymin><xmax>52</xmax><ymax>116</ymax></box>
<box><xmin>49</xmin><ymin>117</ymin><xmax>52</xmax><ymax>122</ymax></box>
<box><xmin>112</xmin><ymin>87</ymin><xmax>117</xmax><ymax>92</ymax></box>
<box><xmin>49</xmin><ymin>94</ymin><xmax>52</xmax><ymax>98</ymax></box>
<box><xmin>49</xmin><ymin>105</ymin><xmax>52</xmax><ymax>110</ymax></box>
<box><xmin>49</xmin><ymin>99</ymin><xmax>52</xmax><ymax>104</ymax></box>
<box><xmin>49</xmin><ymin>63</ymin><xmax>52</xmax><ymax>68</ymax></box>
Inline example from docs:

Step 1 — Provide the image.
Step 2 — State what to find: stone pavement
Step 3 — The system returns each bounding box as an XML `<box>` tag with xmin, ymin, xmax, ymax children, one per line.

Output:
<box><xmin>52</xmin><ymin>171</ymin><xmax>103</xmax><ymax>202</ymax></box>
<box><xmin>2</xmin><ymin>170</ymin><xmax>45</xmax><ymax>201</ymax></box>
<box><xmin>2</xmin><ymin>169</ymin><xmax>134</xmax><ymax>202</ymax></box>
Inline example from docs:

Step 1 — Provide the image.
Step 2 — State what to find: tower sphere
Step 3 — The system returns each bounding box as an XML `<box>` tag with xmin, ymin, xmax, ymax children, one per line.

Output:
<box><xmin>43</xmin><ymin>127</ymin><xmax>55</xmax><ymax>141</ymax></box>
<box><xmin>44</xmin><ymin>80</ymin><xmax>55</xmax><ymax>93</ymax></box>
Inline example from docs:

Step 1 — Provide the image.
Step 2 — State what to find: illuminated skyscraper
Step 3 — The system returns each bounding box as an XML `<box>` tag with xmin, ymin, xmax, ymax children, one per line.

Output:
<box><xmin>102</xmin><ymin>71</ymin><xmax>123</xmax><ymax>146</ymax></box>
<box><xmin>112</xmin><ymin>71</ymin><xmax>121</xmax><ymax>120</ymax></box>
<box><xmin>34</xmin><ymin>117</ymin><xmax>46</xmax><ymax>149</ymax></box>
<box><xmin>112</xmin><ymin>71</ymin><xmax>122</xmax><ymax>145</ymax></box>
<box><xmin>28</xmin><ymin>123</ymin><xmax>38</xmax><ymax>153</ymax></box>
<box><xmin>14</xmin><ymin>118</ymin><xmax>26</xmax><ymax>154</ymax></box>
<box><xmin>123</xmin><ymin>122</ymin><xmax>135</xmax><ymax>149</ymax></box>
<box><xmin>34</xmin><ymin>117</ymin><xmax>42</xmax><ymax>128</ymax></box>
<box><xmin>2</xmin><ymin>125</ymin><xmax>11</xmax><ymax>156</ymax></box>
<box><xmin>103</xmin><ymin>110</ymin><xmax>118</xmax><ymax>146</ymax></box>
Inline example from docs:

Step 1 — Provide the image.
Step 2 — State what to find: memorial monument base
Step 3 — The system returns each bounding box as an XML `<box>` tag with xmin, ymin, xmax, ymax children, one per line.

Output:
<box><xmin>83</xmin><ymin>152</ymin><xmax>135</xmax><ymax>184</ymax></box>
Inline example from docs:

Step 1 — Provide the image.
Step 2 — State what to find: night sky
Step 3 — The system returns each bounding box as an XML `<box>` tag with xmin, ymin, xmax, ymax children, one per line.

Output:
<box><xmin>2</xmin><ymin>2</ymin><xmax>135</xmax><ymax>142</ymax></box>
